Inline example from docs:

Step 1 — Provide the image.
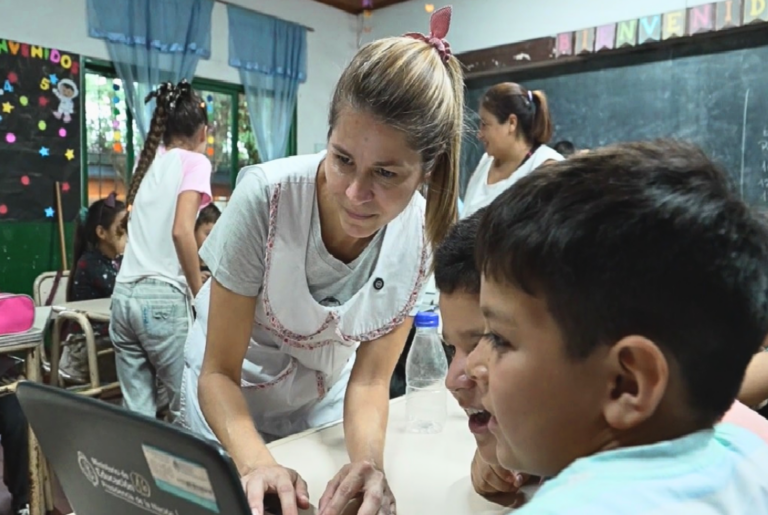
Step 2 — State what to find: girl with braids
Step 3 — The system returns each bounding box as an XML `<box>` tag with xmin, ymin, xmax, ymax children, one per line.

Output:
<box><xmin>178</xmin><ymin>7</ymin><xmax>462</xmax><ymax>515</ymax></box>
<box><xmin>59</xmin><ymin>193</ymin><xmax>126</xmax><ymax>383</ymax></box>
<box><xmin>110</xmin><ymin>80</ymin><xmax>212</xmax><ymax>421</ymax></box>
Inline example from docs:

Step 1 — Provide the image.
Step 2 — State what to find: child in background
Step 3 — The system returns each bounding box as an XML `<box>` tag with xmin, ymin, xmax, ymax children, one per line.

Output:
<box><xmin>110</xmin><ymin>80</ymin><xmax>212</xmax><ymax>420</ymax></box>
<box><xmin>194</xmin><ymin>203</ymin><xmax>220</xmax><ymax>275</ymax></box>
<box><xmin>434</xmin><ymin>210</ymin><xmax>532</xmax><ymax>505</ymax></box>
<box><xmin>60</xmin><ymin>193</ymin><xmax>126</xmax><ymax>383</ymax></box>
<box><xmin>552</xmin><ymin>140</ymin><xmax>576</xmax><ymax>157</ymax></box>
<box><xmin>468</xmin><ymin>140</ymin><xmax>768</xmax><ymax>514</ymax></box>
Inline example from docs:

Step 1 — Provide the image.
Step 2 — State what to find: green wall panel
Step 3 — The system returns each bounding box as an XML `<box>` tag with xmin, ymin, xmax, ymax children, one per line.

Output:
<box><xmin>0</xmin><ymin>222</ymin><xmax>74</xmax><ymax>295</ymax></box>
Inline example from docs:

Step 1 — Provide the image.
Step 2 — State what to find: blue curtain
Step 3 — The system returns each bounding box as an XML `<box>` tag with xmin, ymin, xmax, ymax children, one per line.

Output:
<box><xmin>87</xmin><ymin>0</ymin><xmax>214</xmax><ymax>140</ymax></box>
<box><xmin>228</xmin><ymin>5</ymin><xmax>307</xmax><ymax>162</ymax></box>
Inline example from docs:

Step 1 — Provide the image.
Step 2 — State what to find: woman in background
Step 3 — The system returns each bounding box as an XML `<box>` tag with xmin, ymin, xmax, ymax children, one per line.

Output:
<box><xmin>463</xmin><ymin>82</ymin><xmax>564</xmax><ymax>218</ymax></box>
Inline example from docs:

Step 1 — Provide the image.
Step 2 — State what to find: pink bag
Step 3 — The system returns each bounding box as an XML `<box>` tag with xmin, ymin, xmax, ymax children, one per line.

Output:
<box><xmin>0</xmin><ymin>293</ymin><xmax>35</xmax><ymax>336</ymax></box>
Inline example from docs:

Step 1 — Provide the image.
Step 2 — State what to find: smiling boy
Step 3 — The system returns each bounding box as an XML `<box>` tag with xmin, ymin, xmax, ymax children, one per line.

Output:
<box><xmin>434</xmin><ymin>211</ymin><xmax>533</xmax><ymax>501</ymax></box>
<box><xmin>467</xmin><ymin>140</ymin><xmax>768</xmax><ymax>513</ymax></box>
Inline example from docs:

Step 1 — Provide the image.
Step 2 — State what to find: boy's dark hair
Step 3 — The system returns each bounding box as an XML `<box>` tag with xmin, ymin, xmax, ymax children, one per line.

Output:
<box><xmin>196</xmin><ymin>204</ymin><xmax>221</xmax><ymax>230</ymax></box>
<box><xmin>434</xmin><ymin>210</ymin><xmax>485</xmax><ymax>295</ymax></box>
<box><xmin>553</xmin><ymin>140</ymin><xmax>576</xmax><ymax>157</ymax></box>
<box><xmin>476</xmin><ymin>140</ymin><xmax>768</xmax><ymax>425</ymax></box>
<box><xmin>67</xmin><ymin>193</ymin><xmax>126</xmax><ymax>302</ymax></box>
<box><xmin>122</xmin><ymin>79</ymin><xmax>208</xmax><ymax>230</ymax></box>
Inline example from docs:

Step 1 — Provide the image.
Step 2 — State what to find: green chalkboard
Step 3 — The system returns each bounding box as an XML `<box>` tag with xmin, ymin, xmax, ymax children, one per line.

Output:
<box><xmin>464</xmin><ymin>29</ymin><xmax>768</xmax><ymax>207</ymax></box>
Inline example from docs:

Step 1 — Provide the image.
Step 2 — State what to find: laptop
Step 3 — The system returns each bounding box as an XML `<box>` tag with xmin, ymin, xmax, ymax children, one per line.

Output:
<box><xmin>16</xmin><ymin>381</ymin><xmax>288</xmax><ymax>515</ymax></box>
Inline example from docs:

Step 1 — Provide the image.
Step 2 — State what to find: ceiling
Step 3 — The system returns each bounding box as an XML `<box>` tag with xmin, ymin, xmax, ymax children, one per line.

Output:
<box><xmin>311</xmin><ymin>0</ymin><xmax>411</xmax><ymax>14</ymax></box>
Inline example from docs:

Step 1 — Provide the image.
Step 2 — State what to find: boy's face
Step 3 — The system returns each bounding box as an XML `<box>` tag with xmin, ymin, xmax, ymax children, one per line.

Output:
<box><xmin>468</xmin><ymin>276</ymin><xmax>611</xmax><ymax>478</ymax></box>
<box><xmin>195</xmin><ymin>222</ymin><xmax>215</xmax><ymax>249</ymax></box>
<box><xmin>440</xmin><ymin>291</ymin><xmax>499</xmax><ymax>465</ymax></box>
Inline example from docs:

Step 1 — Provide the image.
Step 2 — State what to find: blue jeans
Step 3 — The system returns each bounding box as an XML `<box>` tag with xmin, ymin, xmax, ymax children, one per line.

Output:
<box><xmin>110</xmin><ymin>279</ymin><xmax>191</xmax><ymax>420</ymax></box>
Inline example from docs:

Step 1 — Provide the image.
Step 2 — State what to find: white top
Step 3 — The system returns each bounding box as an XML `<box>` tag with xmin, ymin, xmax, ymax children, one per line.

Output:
<box><xmin>198</xmin><ymin>152</ymin><xmax>384</xmax><ymax>305</ymax></box>
<box><xmin>117</xmin><ymin>149</ymin><xmax>212</xmax><ymax>293</ymax></box>
<box><xmin>179</xmin><ymin>152</ymin><xmax>429</xmax><ymax>438</ymax></box>
<box><xmin>462</xmin><ymin>145</ymin><xmax>563</xmax><ymax>219</ymax></box>
<box><xmin>513</xmin><ymin>423</ymin><xmax>768</xmax><ymax>514</ymax></box>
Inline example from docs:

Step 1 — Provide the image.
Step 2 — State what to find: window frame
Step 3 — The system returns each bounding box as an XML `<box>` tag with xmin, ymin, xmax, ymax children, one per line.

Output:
<box><xmin>81</xmin><ymin>58</ymin><xmax>298</xmax><ymax>204</ymax></box>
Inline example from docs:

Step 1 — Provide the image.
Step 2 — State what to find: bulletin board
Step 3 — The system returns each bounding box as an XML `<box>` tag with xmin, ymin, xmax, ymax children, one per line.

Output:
<box><xmin>0</xmin><ymin>39</ymin><xmax>82</xmax><ymax>222</ymax></box>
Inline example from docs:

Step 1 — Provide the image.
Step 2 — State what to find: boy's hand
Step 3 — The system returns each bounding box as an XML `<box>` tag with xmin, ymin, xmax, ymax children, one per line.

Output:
<box><xmin>470</xmin><ymin>449</ymin><xmax>527</xmax><ymax>496</ymax></box>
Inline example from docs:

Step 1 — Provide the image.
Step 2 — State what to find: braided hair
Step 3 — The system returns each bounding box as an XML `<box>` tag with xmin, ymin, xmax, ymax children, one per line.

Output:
<box><xmin>122</xmin><ymin>80</ymin><xmax>208</xmax><ymax>231</ymax></box>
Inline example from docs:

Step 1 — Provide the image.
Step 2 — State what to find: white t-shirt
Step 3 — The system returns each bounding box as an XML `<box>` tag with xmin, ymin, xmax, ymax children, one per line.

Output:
<box><xmin>513</xmin><ymin>423</ymin><xmax>768</xmax><ymax>514</ymax></box>
<box><xmin>199</xmin><ymin>154</ymin><xmax>384</xmax><ymax>306</ymax></box>
<box><xmin>462</xmin><ymin>145</ymin><xmax>563</xmax><ymax>219</ymax></box>
<box><xmin>118</xmin><ymin>148</ymin><xmax>212</xmax><ymax>293</ymax></box>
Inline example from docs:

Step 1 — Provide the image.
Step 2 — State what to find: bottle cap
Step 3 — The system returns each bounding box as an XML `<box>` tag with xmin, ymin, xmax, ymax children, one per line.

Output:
<box><xmin>414</xmin><ymin>310</ymin><xmax>439</xmax><ymax>328</ymax></box>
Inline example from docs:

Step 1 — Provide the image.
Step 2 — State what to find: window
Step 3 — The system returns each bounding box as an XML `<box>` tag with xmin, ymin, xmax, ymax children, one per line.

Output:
<box><xmin>82</xmin><ymin>60</ymin><xmax>291</xmax><ymax>208</ymax></box>
<box><xmin>84</xmin><ymin>70</ymin><xmax>132</xmax><ymax>204</ymax></box>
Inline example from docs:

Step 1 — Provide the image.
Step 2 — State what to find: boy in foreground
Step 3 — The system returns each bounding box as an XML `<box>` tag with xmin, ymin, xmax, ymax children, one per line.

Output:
<box><xmin>466</xmin><ymin>140</ymin><xmax>768</xmax><ymax>513</ymax></box>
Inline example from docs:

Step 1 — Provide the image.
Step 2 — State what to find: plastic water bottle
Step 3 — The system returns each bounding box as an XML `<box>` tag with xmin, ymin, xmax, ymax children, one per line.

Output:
<box><xmin>405</xmin><ymin>311</ymin><xmax>449</xmax><ymax>434</ymax></box>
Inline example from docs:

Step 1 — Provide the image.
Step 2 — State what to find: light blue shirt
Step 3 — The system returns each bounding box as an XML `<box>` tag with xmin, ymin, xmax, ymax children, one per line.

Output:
<box><xmin>515</xmin><ymin>423</ymin><xmax>768</xmax><ymax>514</ymax></box>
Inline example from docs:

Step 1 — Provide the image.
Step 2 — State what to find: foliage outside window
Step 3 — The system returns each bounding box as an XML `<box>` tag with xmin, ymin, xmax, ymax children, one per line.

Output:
<box><xmin>83</xmin><ymin>62</ymin><xmax>275</xmax><ymax>207</ymax></box>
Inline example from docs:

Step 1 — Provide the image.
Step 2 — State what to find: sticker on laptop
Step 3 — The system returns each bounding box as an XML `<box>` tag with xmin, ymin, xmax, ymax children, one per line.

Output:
<box><xmin>142</xmin><ymin>445</ymin><xmax>220</xmax><ymax>513</ymax></box>
<box><xmin>76</xmin><ymin>450</ymin><xmax>179</xmax><ymax>515</ymax></box>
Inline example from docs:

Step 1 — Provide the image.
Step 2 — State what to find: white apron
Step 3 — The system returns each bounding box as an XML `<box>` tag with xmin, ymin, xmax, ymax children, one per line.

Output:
<box><xmin>179</xmin><ymin>155</ymin><xmax>428</xmax><ymax>440</ymax></box>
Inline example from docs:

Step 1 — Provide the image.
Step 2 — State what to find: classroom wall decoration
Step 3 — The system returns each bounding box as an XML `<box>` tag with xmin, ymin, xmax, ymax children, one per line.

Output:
<box><xmin>554</xmin><ymin>0</ymin><xmax>766</xmax><ymax>59</ymax></box>
<box><xmin>0</xmin><ymin>39</ymin><xmax>81</xmax><ymax>222</ymax></box>
<box><xmin>460</xmin><ymin>0</ymin><xmax>768</xmax><ymax>77</ymax></box>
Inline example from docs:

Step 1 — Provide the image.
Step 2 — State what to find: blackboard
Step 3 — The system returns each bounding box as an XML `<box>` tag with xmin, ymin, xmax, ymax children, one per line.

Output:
<box><xmin>463</xmin><ymin>29</ymin><xmax>768</xmax><ymax>207</ymax></box>
<box><xmin>0</xmin><ymin>38</ymin><xmax>82</xmax><ymax>221</ymax></box>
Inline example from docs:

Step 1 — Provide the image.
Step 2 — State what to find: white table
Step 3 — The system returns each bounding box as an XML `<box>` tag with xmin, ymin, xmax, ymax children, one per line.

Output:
<box><xmin>267</xmin><ymin>397</ymin><xmax>534</xmax><ymax>515</ymax></box>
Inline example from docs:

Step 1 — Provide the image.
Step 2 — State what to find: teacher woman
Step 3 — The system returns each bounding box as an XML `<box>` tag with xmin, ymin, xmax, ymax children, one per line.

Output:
<box><xmin>177</xmin><ymin>7</ymin><xmax>462</xmax><ymax>515</ymax></box>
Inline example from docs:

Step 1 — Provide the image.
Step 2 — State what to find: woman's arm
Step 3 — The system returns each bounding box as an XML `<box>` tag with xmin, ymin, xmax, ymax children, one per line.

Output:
<box><xmin>172</xmin><ymin>191</ymin><xmax>204</xmax><ymax>297</ymax></box>
<box><xmin>200</xmin><ymin>280</ymin><xmax>309</xmax><ymax>515</ymax></box>
<box><xmin>197</xmin><ymin>279</ymin><xmax>273</xmax><ymax>471</ymax></box>
<box><xmin>319</xmin><ymin>317</ymin><xmax>413</xmax><ymax>515</ymax></box>
<box><xmin>344</xmin><ymin>317</ymin><xmax>413</xmax><ymax>466</ymax></box>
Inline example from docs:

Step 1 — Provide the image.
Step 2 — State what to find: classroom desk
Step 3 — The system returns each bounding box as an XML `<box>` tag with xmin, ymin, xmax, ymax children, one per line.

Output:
<box><xmin>0</xmin><ymin>308</ymin><xmax>52</xmax><ymax>515</ymax></box>
<box><xmin>267</xmin><ymin>397</ymin><xmax>535</xmax><ymax>515</ymax></box>
<box><xmin>52</xmin><ymin>298</ymin><xmax>112</xmax><ymax>323</ymax></box>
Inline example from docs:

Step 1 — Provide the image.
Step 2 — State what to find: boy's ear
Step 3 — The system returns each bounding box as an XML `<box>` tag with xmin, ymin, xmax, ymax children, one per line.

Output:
<box><xmin>602</xmin><ymin>336</ymin><xmax>669</xmax><ymax>430</ymax></box>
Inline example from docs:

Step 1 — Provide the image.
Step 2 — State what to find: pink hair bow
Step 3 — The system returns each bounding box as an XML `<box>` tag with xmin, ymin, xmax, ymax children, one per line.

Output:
<box><xmin>403</xmin><ymin>5</ymin><xmax>453</xmax><ymax>63</ymax></box>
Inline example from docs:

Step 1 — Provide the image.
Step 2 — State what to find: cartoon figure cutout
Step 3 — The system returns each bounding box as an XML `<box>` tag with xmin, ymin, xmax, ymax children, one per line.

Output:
<box><xmin>53</xmin><ymin>78</ymin><xmax>78</xmax><ymax>123</ymax></box>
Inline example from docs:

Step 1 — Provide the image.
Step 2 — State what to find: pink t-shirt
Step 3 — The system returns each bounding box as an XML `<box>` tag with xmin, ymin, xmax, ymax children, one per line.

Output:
<box><xmin>178</xmin><ymin>150</ymin><xmax>213</xmax><ymax>207</ymax></box>
<box><xmin>722</xmin><ymin>400</ymin><xmax>768</xmax><ymax>444</ymax></box>
<box><xmin>118</xmin><ymin>148</ymin><xmax>212</xmax><ymax>292</ymax></box>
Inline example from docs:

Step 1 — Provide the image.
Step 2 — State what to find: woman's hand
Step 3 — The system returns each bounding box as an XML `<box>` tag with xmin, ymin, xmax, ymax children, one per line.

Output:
<box><xmin>318</xmin><ymin>461</ymin><xmax>395</xmax><ymax>515</ymax></box>
<box><xmin>470</xmin><ymin>449</ymin><xmax>527</xmax><ymax>497</ymax></box>
<box><xmin>240</xmin><ymin>464</ymin><xmax>310</xmax><ymax>515</ymax></box>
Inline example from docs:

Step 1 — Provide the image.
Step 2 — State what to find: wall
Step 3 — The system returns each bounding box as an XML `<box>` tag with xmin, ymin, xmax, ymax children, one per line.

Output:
<box><xmin>0</xmin><ymin>0</ymin><xmax>358</xmax><ymax>154</ymax></box>
<box><xmin>0</xmin><ymin>0</ymin><xmax>358</xmax><ymax>294</ymax></box>
<box><xmin>363</xmin><ymin>0</ymin><xmax>713</xmax><ymax>53</ymax></box>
